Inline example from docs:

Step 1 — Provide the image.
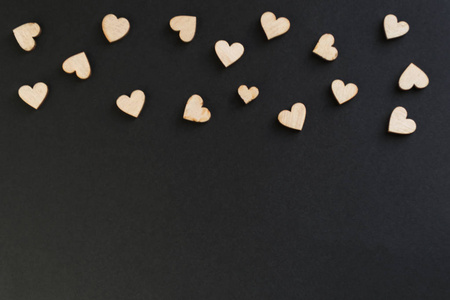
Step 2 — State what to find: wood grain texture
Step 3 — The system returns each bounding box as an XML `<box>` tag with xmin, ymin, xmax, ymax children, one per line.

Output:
<box><xmin>102</xmin><ymin>14</ymin><xmax>130</xmax><ymax>43</ymax></box>
<box><xmin>62</xmin><ymin>52</ymin><xmax>91</xmax><ymax>79</ymax></box>
<box><xmin>170</xmin><ymin>16</ymin><xmax>196</xmax><ymax>42</ymax></box>
<box><xmin>388</xmin><ymin>106</ymin><xmax>416</xmax><ymax>134</ymax></box>
<box><xmin>313</xmin><ymin>34</ymin><xmax>338</xmax><ymax>61</ymax></box>
<box><xmin>260</xmin><ymin>12</ymin><xmax>290</xmax><ymax>40</ymax></box>
<box><xmin>18</xmin><ymin>82</ymin><xmax>48</xmax><ymax>109</ymax></box>
<box><xmin>331</xmin><ymin>80</ymin><xmax>358</xmax><ymax>105</ymax></box>
<box><xmin>238</xmin><ymin>85</ymin><xmax>259</xmax><ymax>104</ymax></box>
<box><xmin>215</xmin><ymin>40</ymin><xmax>244</xmax><ymax>67</ymax></box>
<box><xmin>399</xmin><ymin>63</ymin><xmax>429</xmax><ymax>90</ymax></box>
<box><xmin>278</xmin><ymin>103</ymin><xmax>306</xmax><ymax>131</ymax></box>
<box><xmin>183</xmin><ymin>94</ymin><xmax>211</xmax><ymax>123</ymax></box>
<box><xmin>13</xmin><ymin>22</ymin><xmax>41</xmax><ymax>51</ymax></box>
<box><xmin>384</xmin><ymin>14</ymin><xmax>409</xmax><ymax>40</ymax></box>
<box><xmin>116</xmin><ymin>90</ymin><xmax>145</xmax><ymax>118</ymax></box>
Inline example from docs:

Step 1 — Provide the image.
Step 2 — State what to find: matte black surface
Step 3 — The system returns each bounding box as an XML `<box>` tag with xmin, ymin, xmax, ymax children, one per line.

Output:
<box><xmin>1</xmin><ymin>0</ymin><xmax>449</xmax><ymax>299</ymax></box>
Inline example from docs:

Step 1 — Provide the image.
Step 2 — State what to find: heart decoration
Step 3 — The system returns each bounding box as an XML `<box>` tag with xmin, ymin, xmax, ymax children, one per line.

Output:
<box><xmin>102</xmin><ymin>14</ymin><xmax>130</xmax><ymax>43</ymax></box>
<box><xmin>62</xmin><ymin>52</ymin><xmax>91</xmax><ymax>79</ymax></box>
<box><xmin>398</xmin><ymin>63</ymin><xmax>429</xmax><ymax>90</ymax></box>
<box><xmin>13</xmin><ymin>22</ymin><xmax>41</xmax><ymax>51</ymax></box>
<box><xmin>170</xmin><ymin>16</ymin><xmax>197</xmax><ymax>43</ymax></box>
<box><xmin>388</xmin><ymin>106</ymin><xmax>416</xmax><ymax>135</ymax></box>
<box><xmin>183</xmin><ymin>95</ymin><xmax>211</xmax><ymax>123</ymax></box>
<box><xmin>313</xmin><ymin>34</ymin><xmax>338</xmax><ymax>61</ymax></box>
<box><xmin>260</xmin><ymin>12</ymin><xmax>290</xmax><ymax>40</ymax></box>
<box><xmin>238</xmin><ymin>85</ymin><xmax>259</xmax><ymax>104</ymax></box>
<box><xmin>331</xmin><ymin>80</ymin><xmax>358</xmax><ymax>105</ymax></box>
<box><xmin>278</xmin><ymin>103</ymin><xmax>306</xmax><ymax>131</ymax></box>
<box><xmin>116</xmin><ymin>90</ymin><xmax>145</xmax><ymax>118</ymax></box>
<box><xmin>215</xmin><ymin>40</ymin><xmax>244</xmax><ymax>67</ymax></box>
<box><xmin>18</xmin><ymin>82</ymin><xmax>48</xmax><ymax>109</ymax></box>
<box><xmin>384</xmin><ymin>14</ymin><xmax>409</xmax><ymax>40</ymax></box>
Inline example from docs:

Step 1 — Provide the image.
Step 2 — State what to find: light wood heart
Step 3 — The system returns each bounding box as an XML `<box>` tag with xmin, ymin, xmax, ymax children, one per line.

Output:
<box><xmin>116</xmin><ymin>90</ymin><xmax>145</xmax><ymax>118</ymax></box>
<box><xmin>384</xmin><ymin>14</ymin><xmax>409</xmax><ymax>40</ymax></box>
<box><xmin>102</xmin><ymin>14</ymin><xmax>130</xmax><ymax>43</ymax></box>
<box><xmin>18</xmin><ymin>82</ymin><xmax>48</xmax><ymax>109</ymax></box>
<box><xmin>388</xmin><ymin>106</ymin><xmax>416</xmax><ymax>135</ymax></box>
<box><xmin>331</xmin><ymin>80</ymin><xmax>358</xmax><ymax>105</ymax></box>
<box><xmin>238</xmin><ymin>85</ymin><xmax>259</xmax><ymax>104</ymax></box>
<box><xmin>260</xmin><ymin>12</ymin><xmax>290</xmax><ymax>40</ymax></box>
<box><xmin>170</xmin><ymin>16</ymin><xmax>196</xmax><ymax>42</ymax></box>
<box><xmin>278</xmin><ymin>103</ymin><xmax>306</xmax><ymax>131</ymax></box>
<box><xmin>62</xmin><ymin>52</ymin><xmax>91</xmax><ymax>79</ymax></box>
<box><xmin>313</xmin><ymin>34</ymin><xmax>338</xmax><ymax>61</ymax></box>
<box><xmin>215</xmin><ymin>40</ymin><xmax>244</xmax><ymax>68</ymax></box>
<box><xmin>183</xmin><ymin>95</ymin><xmax>211</xmax><ymax>123</ymax></box>
<box><xmin>13</xmin><ymin>22</ymin><xmax>41</xmax><ymax>51</ymax></box>
<box><xmin>399</xmin><ymin>63</ymin><xmax>429</xmax><ymax>90</ymax></box>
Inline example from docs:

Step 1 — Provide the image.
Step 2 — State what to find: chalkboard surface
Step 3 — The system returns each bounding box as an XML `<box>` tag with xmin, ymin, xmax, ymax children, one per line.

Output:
<box><xmin>0</xmin><ymin>0</ymin><xmax>449</xmax><ymax>299</ymax></box>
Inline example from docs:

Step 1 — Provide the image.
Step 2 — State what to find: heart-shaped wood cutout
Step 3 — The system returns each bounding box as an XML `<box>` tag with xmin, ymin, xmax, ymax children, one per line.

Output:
<box><xmin>102</xmin><ymin>14</ymin><xmax>130</xmax><ymax>43</ymax></box>
<box><xmin>215</xmin><ymin>40</ymin><xmax>244</xmax><ymax>68</ymax></box>
<box><xmin>331</xmin><ymin>80</ymin><xmax>358</xmax><ymax>105</ymax></box>
<box><xmin>62</xmin><ymin>52</ymin><xmax>91</xmax><ymax>79</ymax></box>
<box><xmin>388</xmin><ymin>106</ymin><xmax>416</xmax><ymax>135</ymax></box>
<box><xmin>170</xmin><ymin>16</ymin><xmax>196</xmax><ymax>43</ymax></box>
<box><xmin>116</xmin><ymin>90</ymin><xmax>145</xmax><ymax>118</ymax></box>
<box><xmin>260</xmin><ymin>12</ymin><xmax>290</xmax><ymax>40</ymax></box>
<box><xmin>399</xmin><ymin>63</ymin><xmax>429</xmax><ymax>90</ymax></box>
<box><xmin>238</xmin><ymin>85</ymin><xmax>259</xmax><ymax>104</ymax></box>
<box><xmin>313</xmin><ymin>34</ymin><xmax>338</xmax><ymax>61</ymax></box>
<box><xmin>18</xmin><ymin>82</ymin><xmax>48</xmax><ymax>109</ymax></box>
<box><xmin>183</xmin><ymin>95</ymin><xmax>211</xmax><ymax>123</ymax></box>
<box><xmin>278</xmin><ymin>103</ymin><xmax>306</xmax><ymax>131</ymax></box>
<box><xmin>13</xmin><ymin>22</ymin><xmax>41</xmax><ymax>51</ymax></box>
<box><xmin>384</xmin><ymin>14</ymin><xmax>409</xmax><ymax>40</ymax></box>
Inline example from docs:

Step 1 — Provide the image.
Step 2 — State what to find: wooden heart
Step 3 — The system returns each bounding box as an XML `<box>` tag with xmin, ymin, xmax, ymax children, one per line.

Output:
<box><xmin>260</xmin><ymin>12</ymin><xmax>290</xmax><ymax>40</ymax></box>
<box><xmin>62</xmin><ymin>52</ymin><xmax>91</xmax><ymax>79</ymax></box>
<box><xmin>384</xmin><ymin>14</ymin><xmax>409</xmax><ymax>40</ymax></box>
<box><xmin>183</xmin><ymin>95</ymin><xmax>211</xmax><ymax>123</ymax></box>
<box><xmin>215</xmin><ymin>40</ymin><xmax>244</xmax><ymax>68</ymax></box>
<box><xmin>170</xmin><ymin>16</ymin><xmax>196</xmax><ymax>42</ymax></box>
<box><xmin>238</xmin><ymin>85</ymin><xmax>259</xmax><ymax>104</ymax></box>
<box><xmin>18</xmin><ymin>82</ymin><xmax>48</xmax><ymax>109</ymax></box>
<box><xmin>399</xmin><ymin>63</ymin><xmax>429</xmax><ymax>90</ymax></box>
<box><xmin>13</xmin><ymin>22</ymin><xmax>41</xmax><ymax>51</ymax></box>
<box><xmin>313</xmin><ymin>34</ymin><xmax>338</xmax><ymax>61</ymax></box>
<box><xmin>331</xmin><ymin>80</ymin><xmax>358</xmax><ymax>105</ymax></box>
<box><xmin>278</xmin><ymin>103</ymin><xmax>306</xmax><ymax>131</ymax></box>
<box><xmin>102</xmin><ymin>14</ymin><xmax>130</xmax><ymax>43</ymax></box>
<box><xmin>116</xmin><ymin>90</ymin><xmax>145</xmax><ymax>118</ymax></box>
<box><xmin>388</xmin><ymin>106</ymin><xmax>416</xmax><ymax>135</ymax></box>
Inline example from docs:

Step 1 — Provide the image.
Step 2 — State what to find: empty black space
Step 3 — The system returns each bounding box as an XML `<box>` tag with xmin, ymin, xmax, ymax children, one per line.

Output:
<box><xmin>0</xmin><ymin>0</ymin><xmax>449</xmax><ymax>299</ymax></box>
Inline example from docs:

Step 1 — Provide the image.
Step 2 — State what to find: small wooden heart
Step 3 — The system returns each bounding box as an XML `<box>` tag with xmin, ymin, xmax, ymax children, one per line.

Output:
<box><xmin>183</xmin><ymin>95</ymin><xmax>211</xmax><ymax>123</ymax></box>
<box><xmin>260</xmin><ymin>12</ymin><xmax>290</xmax><ymax>40</ymax></box>
<box><xmin>116</xmin><ymin>90</ymin><xmax>145</xmax><ymax>118</ymax></box>
<box><xmin>18</xmin><ymin>82</ymin><xmax>48</xmax><ymax>109</ymax></box>
<box><xmin>13</xmin><ymin>22</ymin><xmax>41</xmax><ymax>51</ymax></box>
<box><xmin>384</xmin><ymin>14</ymin><xmax>409</xmax><ymax>40</ymax></box>
<box><xmin>215</xmin><ymin>40</ymin><xmax>244</xmax><ymax>68</ymax></box>
<box><xmin>399</xmin><ymin>63</ymin><xmax>429</xmax><ymax>90</ymax></box>
<box><xmin>331</xmin><ymin>80</ymin><xmax>358</xmax><ymax>105</ymax></box>
<box><xmin>102</xmin><ymin>14</ymin><xmax>130</xmax><ymax>43</ymax></box>
<box><xmin>388</xmin><ymin>106</ymin><xmax>416</xmax><ymax>135</ymax></box>
<box><xmin>313</xmin><ymin>34</ymin><xmax>338</xmax><ymax>61</ymax></box>
<box><xmin>238</xmin><ymin>85</ymin><xmax>259</xmax><ymax>104</ymax></box>
<box><xmin>170</xmin><ymin>16</ymin><xmax>196</xmax><ymax>42</ymax></box>
<box><xmin>62</xmin><ymin>52</ymin><xmax>91</xmax><ymax>79</ymax></box>
<box><xmin>278</xmin><ymin>103</ymin><xmax>306</xmax><ymax>131</ymax></box>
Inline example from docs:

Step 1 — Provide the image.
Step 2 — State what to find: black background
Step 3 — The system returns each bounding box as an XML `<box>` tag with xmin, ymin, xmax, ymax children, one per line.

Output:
<box><xmin>0</xmin><ymin>0</ymin><xmax>449</xmax><ymax>299</ymax></box>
